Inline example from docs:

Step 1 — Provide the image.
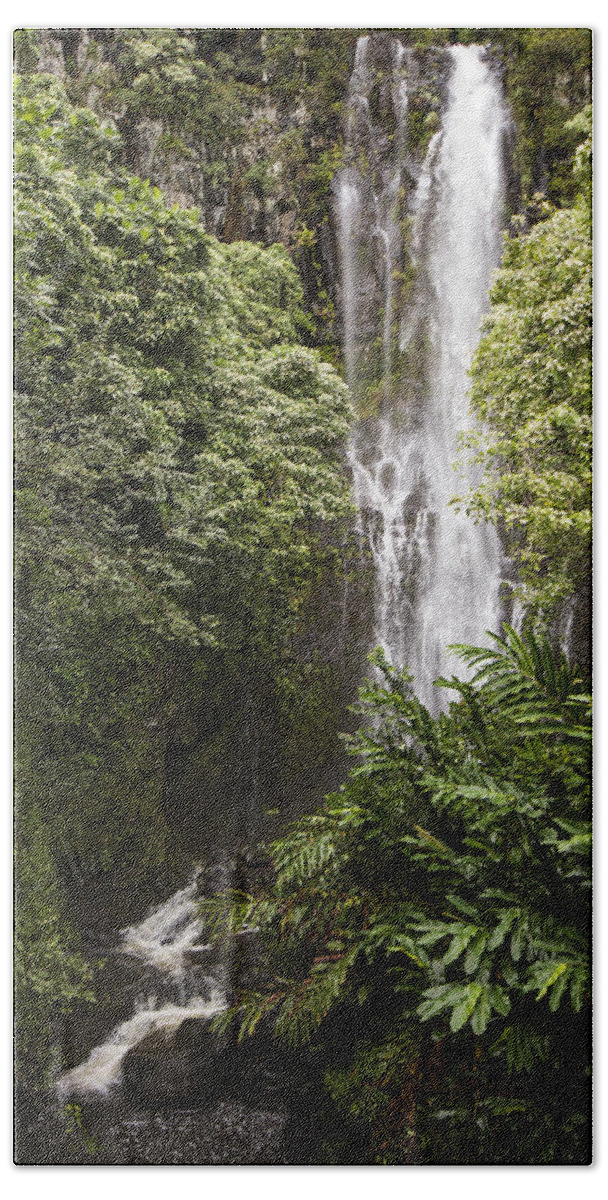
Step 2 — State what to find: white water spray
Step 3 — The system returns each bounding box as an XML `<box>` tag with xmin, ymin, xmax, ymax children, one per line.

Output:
<box><xmin>57</xmin><ymin>872</ymin><xmax>227</xmax><ymax>1100</ymax></box>
<box><xmin>338</xmin><ymin>42</ymin><xmax>510</xmax><ymax>707</ymax></box>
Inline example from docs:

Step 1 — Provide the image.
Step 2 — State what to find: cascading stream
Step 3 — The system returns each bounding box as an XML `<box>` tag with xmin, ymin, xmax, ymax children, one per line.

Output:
<box><xmin>57</xmin><ymin>870</ymin><xmax>228</xmax><ymax>1100</ymax></box>
<box><xmin>338</xmin><ymin>41</ymin><xmax>511</xmax><ymax>708</ymax></box>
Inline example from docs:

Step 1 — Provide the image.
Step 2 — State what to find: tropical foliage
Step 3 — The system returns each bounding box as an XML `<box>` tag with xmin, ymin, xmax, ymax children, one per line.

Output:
<box><xmin>15</xmin><ymin>28</ymin><xmax>591</xmax><ymax>352</ymax></box>
<box><xmin>463</xmin><ymin>108</ymin><xmax>591</xmax><ymax>617</ymax></box>
<box><xmin>210</xmin><ymin>627</ymin><xmax>591</xmax><ymax>1163</ymax></box>
<box><xmin>14</xmin><ymin>27</ymin><xmax>592</xmax><ymax>1167</ymax></box>
<box><xmin>14</xmin><ymin>71</ymin><xmax>352</xmax><ymax>1080</ymax></box>
<box><xmin>493</xmin><ymin>28</ymin><xmax>592</xmax><ymax>206</ymax></box>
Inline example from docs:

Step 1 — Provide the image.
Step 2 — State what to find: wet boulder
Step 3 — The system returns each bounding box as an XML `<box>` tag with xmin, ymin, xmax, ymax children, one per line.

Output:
<box><xmin>122</xmin><ymin>1014</ymin><xmax>232</xmax><ymax>1104</ymax></box>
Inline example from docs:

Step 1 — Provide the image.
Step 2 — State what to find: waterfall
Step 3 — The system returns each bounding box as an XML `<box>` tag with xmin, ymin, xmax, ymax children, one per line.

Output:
<box><xmin>56</xmin><ymin>34</ymin><xmax>512</xmax><ymax>1115</ymax></box>
<box><xmin>57</xmin><ymin>870</ymin><xmax>228</xmax><ymax>1100</ymax></box>
<box><xmin>338</xmin><ymin>41</ymin><xmax>510</xmax><ymax>708</ymax></box>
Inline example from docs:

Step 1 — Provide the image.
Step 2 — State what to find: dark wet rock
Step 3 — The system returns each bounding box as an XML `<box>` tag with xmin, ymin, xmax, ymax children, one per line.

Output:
<box><xmin>183</xmin><ymin>944</ymin><xmax>214</xmax><ymax>963</ymax></box>
<box><xmin>196</xmin><ymin>859</ymin><xmax>234</xmax><ymax>896</ymax></box>
<box><xmin>123</xmin><ymin>1014</ymin><xmax>240</xmax><ymax>1105</ymax></box>
<box><xmin>122</xmin><ymin>1010</ymin><xmax>306</xmax><ymax>1113</ymax></box>
<box><xmin>97</xmin><ymin>1101</ymin><xmax>289</xmax><ymax>1165</ymax></box>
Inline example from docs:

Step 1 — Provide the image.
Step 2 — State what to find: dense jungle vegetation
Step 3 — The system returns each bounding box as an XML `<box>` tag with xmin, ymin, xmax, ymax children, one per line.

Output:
<box><xmin>14</xmin><ymin>68</ymin><xmax>354</xmax><ymax>1085</ymax></box>
<box><xmin>14</xmin><ymin>27</ymin><xmax>591</xmax><ymax>1165</ymax></box>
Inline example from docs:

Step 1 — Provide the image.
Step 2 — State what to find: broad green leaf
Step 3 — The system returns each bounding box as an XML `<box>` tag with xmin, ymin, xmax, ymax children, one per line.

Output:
<box><xmin>450</xmin><ymin>983</ymin><xmax>483</xmax><ymax>1032</ymax></box>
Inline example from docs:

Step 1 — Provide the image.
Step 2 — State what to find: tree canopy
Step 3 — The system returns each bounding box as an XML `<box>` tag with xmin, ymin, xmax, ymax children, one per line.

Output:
<box><xmin>212</xmin><ymin>628</ymin><xmax>591</xmax><ymax>1163</ymax></box>
<box><xmin>463</xmin><ymin>110</ymin><xmax>591</xmax><ymax>618</ymax></box>
<box><xmin>14</xmin><ymin>72</ymin><xmax>353</xmax><ymax>1079</ymax></box>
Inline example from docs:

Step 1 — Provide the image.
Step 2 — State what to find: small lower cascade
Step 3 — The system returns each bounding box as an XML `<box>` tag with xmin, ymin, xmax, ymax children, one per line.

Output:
<box><xmin>337</xmin><ymin>40</ymin><xmax>512</xmax><ymax>708</ymax></box>
<box><xmin>57</xmin><ymin>871</ymin><xmax>227</xmax><ymax>1100</ymax></box>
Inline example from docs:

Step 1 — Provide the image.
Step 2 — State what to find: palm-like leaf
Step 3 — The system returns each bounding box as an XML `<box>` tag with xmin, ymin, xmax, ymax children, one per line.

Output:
<box><xmin>448</xmin><ymin>624</ymin><xmax>590</xmax><ymax>743</ymax></box>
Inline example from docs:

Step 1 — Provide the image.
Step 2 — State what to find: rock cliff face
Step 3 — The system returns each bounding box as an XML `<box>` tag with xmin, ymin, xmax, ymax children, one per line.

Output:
<box><xmin>15</xmin><ymin>26</ymin><xmax>592</xmax><ymax>355</ymax></box>
<box><xmin>23</xmin><ymin>30</ymin><xmax>275</xmax><ymax>233</ymax></box>
<box><xmin>16</xmin><ymin>30</ymin><xmax>342</xmax><ymax>338</ymax></box>
<box><xmin>15</xmin><ymin>28</ymin><xmax>454</xmax><ymax>351</ymax></box>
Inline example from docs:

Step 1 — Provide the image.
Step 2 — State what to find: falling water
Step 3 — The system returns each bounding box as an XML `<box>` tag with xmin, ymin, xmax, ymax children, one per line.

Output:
<box><xmin>337</xmin><ymin>41</ymin><xmax>510</xmax><ymax>708</ymax></box>
<box><xmin>57</xmin><ymin>871</ymin><xmax>227</xmax><ymax>1100</ymax></box>
<box><xmin>56</xmin><ymin>33</ymin><xmax>512</xmax><ymax>1129</ymax></box>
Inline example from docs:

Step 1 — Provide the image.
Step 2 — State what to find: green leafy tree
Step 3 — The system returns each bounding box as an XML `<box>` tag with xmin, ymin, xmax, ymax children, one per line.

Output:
<box><xmin>14</xmin><ymin>71</ymin><xmax>352</xmax><ymax>1084</ymax></box>
<box><xmin>490</xmin><ymin>29</ymin><xmax>592</xmax><ymax>207</ymax></box>
<box><xmin>461</xmin><ymin>110</ymin><xmax>591</xmax><ymax>622</ymax></box>
<box><xmin>210</xmin><ymin>627</ymin><xmax>591</xmax><ymax>1163</ymax></box>
<box><xmin>14</xmin><ymin>805</ymin><xmax>96</xmax><ymax>1088</ymax></box>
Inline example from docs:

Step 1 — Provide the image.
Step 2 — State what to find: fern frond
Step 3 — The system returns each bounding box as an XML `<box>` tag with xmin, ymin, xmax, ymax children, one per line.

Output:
<box><xmin>273</xmin><ymin>827</ymin><xmax>337</xmax><ymax>890</ymax></box>
<box><xmin>449</xmin><ymin>624</ymin><xmax>589</xmax><ymax>744</ymax></box>
<box><xmin>490</xmin><ymin>1025</ymin><xmax>550</xmax><ymax>1073</ymax></box>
